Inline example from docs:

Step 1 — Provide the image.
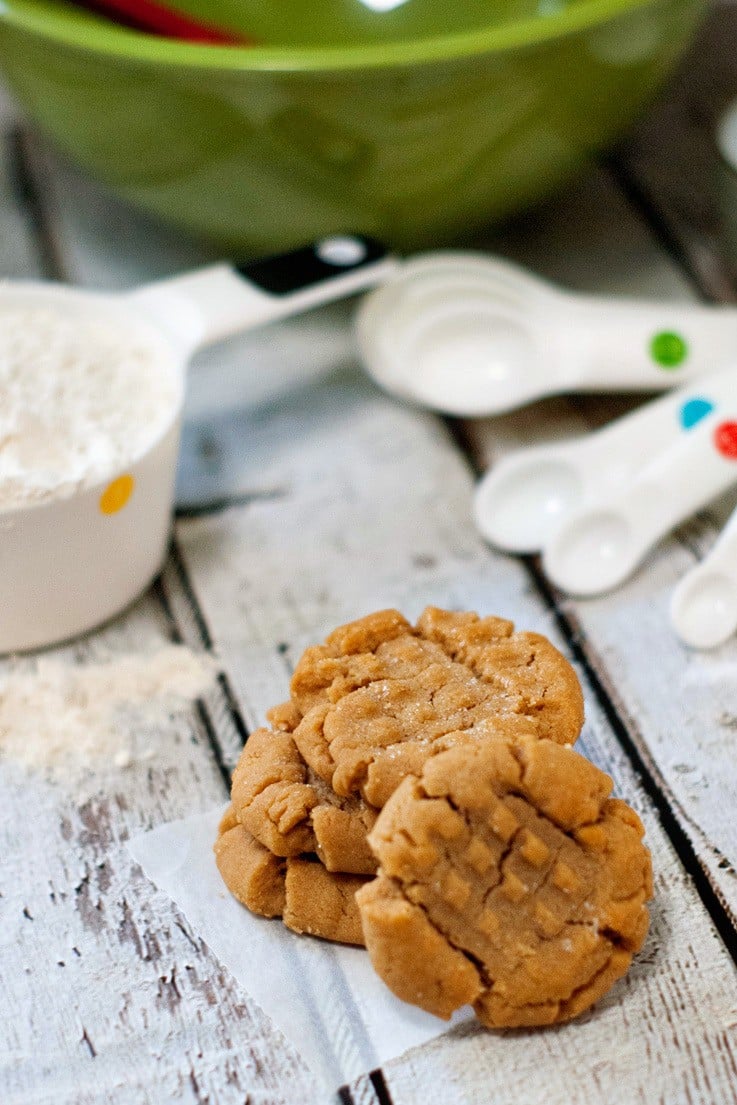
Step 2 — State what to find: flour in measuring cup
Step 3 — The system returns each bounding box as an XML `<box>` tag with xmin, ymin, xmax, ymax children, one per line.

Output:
<box><xmin>0</xmin><ymin>306</ymin><xmax>179</xmax><ymax>510</ymax></box>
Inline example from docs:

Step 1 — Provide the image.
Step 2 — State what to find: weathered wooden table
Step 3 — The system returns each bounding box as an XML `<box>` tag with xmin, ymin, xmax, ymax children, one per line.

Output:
<box><xmin>4</xmin><ymin>9</ymin><xmax>737</xmax><ymax>1103</ymax></box>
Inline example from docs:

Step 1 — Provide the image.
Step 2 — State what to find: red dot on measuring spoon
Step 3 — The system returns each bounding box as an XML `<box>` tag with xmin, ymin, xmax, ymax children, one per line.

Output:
<box><xmin>714</xmin><ymin>421</ymin><xmax>737</xmax><ymax>459</ymax></box>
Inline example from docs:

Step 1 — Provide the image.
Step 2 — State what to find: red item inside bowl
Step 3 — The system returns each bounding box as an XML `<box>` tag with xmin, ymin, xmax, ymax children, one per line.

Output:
<box><xmin>75</xmin><ymin>0</ymin><xmax>252</xmax><ymax>44</ymax></box>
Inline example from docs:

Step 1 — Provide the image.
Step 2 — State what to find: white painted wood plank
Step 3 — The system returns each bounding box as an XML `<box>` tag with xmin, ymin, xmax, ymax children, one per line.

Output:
<box><xmin>0</xmin><ymin>592</ymin><xmax>321</xmax><ymax>1105</ymax></box>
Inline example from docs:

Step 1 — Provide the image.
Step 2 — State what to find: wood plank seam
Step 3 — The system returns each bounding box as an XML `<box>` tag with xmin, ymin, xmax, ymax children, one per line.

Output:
<box><xmin>154</xmin><ymin>566</ymin><xmax>250</xmax><ymax>784</ymax></box>
<box><xmin>161</xmin><ymin>543</ymin><xmax>402</xmax><ymax>1099</ymax></box>
<box><xmin>337</xmin><ymin>1079</ymin><xmax>384</xmax><ymax>1105</ymax></box>
<box><xmin>601</xmin><ymin>156</ymin><xmax>712</xmax><ymax>303</ymax></box>
<box><xmin>175</xmin><ymin>489</ymin><xmax>288</xmax><ymax>520</ymax></box>
<box><xmin>192</xmin><ymin>699</ymin><xmax>233</xmax><ymax>793</ymax></box>
<box><xmin>168</xmin><ymin>539</ymin><xmax>217</xmax><ymax>652</ymax></box>
<box><xmin>165</xmin><ymin>538</ymin><xmax>252</xmax><ymax>751</ymax></box>
<box><xmin>368</xmin><ymin>1069</ymin><xmax>396</xmax><ymax>1105</ymax></box>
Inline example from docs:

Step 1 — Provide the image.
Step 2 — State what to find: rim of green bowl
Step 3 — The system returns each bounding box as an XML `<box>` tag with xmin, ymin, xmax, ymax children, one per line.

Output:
<box><xmin>0</xmin><ymin>0</ymin><xmax>677</xmax><ymax>70</ymax></box>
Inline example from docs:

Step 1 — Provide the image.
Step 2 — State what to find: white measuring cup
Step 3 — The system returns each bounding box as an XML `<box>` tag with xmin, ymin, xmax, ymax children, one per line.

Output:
<box><xmin>541</xmin><ymin>371</ymin><xmax>737</xmax><ymax>596</ymax></box>
<box><xmin>670</xmin><ymin>503</ymin><xmax>737</xmax><ymax>649</ymax></box>
<box><xmin>473</xmin><ymin>372</ymin><xmax>734</xmax><ymax>553</ymax></box>
<box><xmin>0</xmin><ymin>236</ymin><xmax>396</xmax><ymax>654</ymax></box>
<box><xmin>356</xmin><ymin>253</ymin><xmax>737</xmax><ymax>415</ymax></box>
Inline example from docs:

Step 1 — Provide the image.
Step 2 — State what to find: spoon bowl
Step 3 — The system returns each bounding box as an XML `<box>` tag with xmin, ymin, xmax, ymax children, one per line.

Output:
<box><xmin>395</xmin><ymin>306</ymin><xmax>540</xmax><ymax>415</ymax></box>
<box><xmin>358</xmin><ymin>252</ymin><xmax>737</xmax><ymax>415</ymax></box>
<box><xmin>670</xmin><ymin>497</ymin><xmax>737</xmax><ymax>649</ymax></box>
<box><xmin>353</xmin><ymin>253</ymin><xmax>550</xmax><ymax>415</ymax></box>
<box><xmin>474</xmin><ymin>453</ymin><xmax>584</xmax><ymax>553</ymax></box>
<box><xmin>357</xmin><ymin>254</ymin><xmax>553</xmax><ymax>416</ymax></box>
<box><xmin>544</xmin><ymin>509</ymin><xmax>635</xmax><ymax>595</ymax></box>
<box><xmin>670</xmin><ymin>570</ymin><xmax>737</xmax><ymax>650</ymax></box>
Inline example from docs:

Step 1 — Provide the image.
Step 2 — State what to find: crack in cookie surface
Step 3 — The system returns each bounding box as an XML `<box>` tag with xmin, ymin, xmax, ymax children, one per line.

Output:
<box><xmin>356</xmin><ymin>735</ymin><xmax>652</xmax><ymax>1028</ymax></box>
<box><xmin>229</xmin><ymin>703</ymin><xmax>378</xmax><ymax>874</ymax></box>
<box><xmin>214</xmin><ymin>820</ymin><xmax>367</xmax><ymax>945</ymax></box>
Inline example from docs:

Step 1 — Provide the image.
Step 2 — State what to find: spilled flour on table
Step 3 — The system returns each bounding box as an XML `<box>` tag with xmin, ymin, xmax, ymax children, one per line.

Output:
<box><xmin>0</xmin><ymin>645</ymin><xmax>215</xmax><ymax>779</ymax></box>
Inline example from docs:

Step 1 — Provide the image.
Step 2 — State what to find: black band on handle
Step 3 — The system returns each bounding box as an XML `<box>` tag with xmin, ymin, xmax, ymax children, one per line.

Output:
<box><xmin>237</xmin><ymin>236</ymin><xmax>387</xmax><ymax>296</ymax></box>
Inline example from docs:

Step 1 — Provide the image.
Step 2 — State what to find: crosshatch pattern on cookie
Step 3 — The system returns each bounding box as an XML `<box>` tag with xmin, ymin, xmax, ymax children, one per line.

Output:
<box><xmin>357</xmin><ymin>735</ymin><xmax>653</xmax><ymax>1029</ymax></box>
<box><xmin>291</xmin><ymin>607</ymin><xmax>585</xmax><ymax>806</ymax></box>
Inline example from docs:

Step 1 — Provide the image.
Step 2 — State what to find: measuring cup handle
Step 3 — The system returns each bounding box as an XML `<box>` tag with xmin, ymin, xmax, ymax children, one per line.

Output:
<box><xmin>559</xmin><ymin>299</ymin><xmax>737</xmax><ymax>390</ymax></box>
<box><xmin>127</xmin><ymin>236</ymin><xmax>398</xmax><ymax>354</ymax></box>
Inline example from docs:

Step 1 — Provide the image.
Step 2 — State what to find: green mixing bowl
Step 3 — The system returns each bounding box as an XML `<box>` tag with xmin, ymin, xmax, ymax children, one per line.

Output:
<box><xmin>0</xmin><ymin>0</ymin><xmax>704</xmax><ymax>252</ymax></box>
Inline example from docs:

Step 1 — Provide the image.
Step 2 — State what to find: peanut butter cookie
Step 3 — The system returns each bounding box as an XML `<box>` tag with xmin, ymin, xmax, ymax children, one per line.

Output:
<box><xmin>214</xmin><ymin>811</ymin><xmax>366</xmax><ymax>945</ymax></box>
<box><xmin>292</xmin><ymin>607</ymin><xmax>584</xmax><ymax>807</ymax></box>
<box><xmin>356</xmin><ymin>735</ymin><xmax>652</xmax><ymax>1027</ymax></box>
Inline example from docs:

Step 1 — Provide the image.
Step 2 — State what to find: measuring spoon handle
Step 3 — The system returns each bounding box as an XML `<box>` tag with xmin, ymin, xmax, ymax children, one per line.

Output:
<box><xmin>558</xmin><ymin>299</ymin><xmax>737</xmax><ymax>391</ymax></box>
<box><xmin>633</xmin><ymin>411</ymin><xmax>737</xmax><ymax>526</ymax></box>
<box><xmin>127</xmin><ymin>236</ymin><xmax>397</xmax><ymax>355</ymax></box>
<box><xmin>544</xmin><ymin>381</ymin><xmax>737</xmax><ymax>595</ymax></box>
<box><xmin>476</xmin><ymin>366</ymin><xmax>737</xmax><ymax>555</ymax></box>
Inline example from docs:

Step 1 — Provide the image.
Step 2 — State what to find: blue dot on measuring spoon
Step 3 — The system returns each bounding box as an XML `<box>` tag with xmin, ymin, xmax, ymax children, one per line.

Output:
<box><xmin>680</xmin><ymin>397</ymin><xmax>714</xmax><ymax>430</ymax></box>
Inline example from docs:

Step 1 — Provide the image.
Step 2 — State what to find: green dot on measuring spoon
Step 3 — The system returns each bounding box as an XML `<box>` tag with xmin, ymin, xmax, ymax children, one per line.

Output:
<box><xmin>650</xmin><ymin>330</ymin><xmax>688</xmax><ymax>369</ymax></box>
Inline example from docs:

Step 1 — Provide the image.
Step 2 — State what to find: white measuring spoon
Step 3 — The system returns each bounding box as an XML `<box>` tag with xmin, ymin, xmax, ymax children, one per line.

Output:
<box><xmin>473</xmin><ymin>370</ymin><xmax>736</xmax><ymax>553</ymax></box>
<box><xmin>670</xmin><ymin>504</ymin><xmax>737</xmax><ymax>648</ymax></box>
<box><xmin>0</xmin><ymin>235</ymin><xmax>397</xmax><ymax>653</ymax></box>
<box><xmin>356</xmin><ymin>253</ymin><xmax>737</xmax><ymax>415</ymax></box>
<box><xmin>543</xmin><ymin>386</ymin><xmax>737</xmax><ymax>596</ymax></box>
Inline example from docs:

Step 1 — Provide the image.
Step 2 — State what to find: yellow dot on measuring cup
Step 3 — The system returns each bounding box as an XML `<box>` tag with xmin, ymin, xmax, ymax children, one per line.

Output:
<box><xmin>100</xmin><ymin>474</ymin><xmax>135</xmax><ymax>515</ymax></box>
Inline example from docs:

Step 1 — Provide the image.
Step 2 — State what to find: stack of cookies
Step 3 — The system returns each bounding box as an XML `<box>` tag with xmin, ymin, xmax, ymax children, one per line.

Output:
<box><xmin>215</xmin><ymin>607</ymin><xmax>653</xmax><ymax>1029</ymax></box>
